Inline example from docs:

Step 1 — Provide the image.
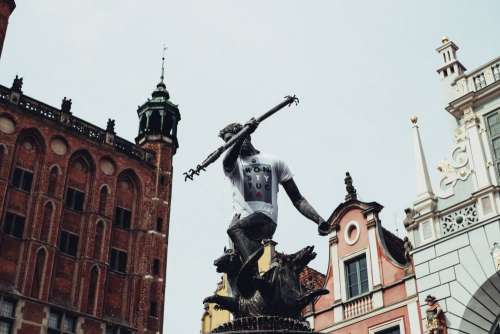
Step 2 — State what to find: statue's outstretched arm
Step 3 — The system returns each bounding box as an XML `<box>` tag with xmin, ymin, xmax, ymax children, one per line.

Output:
<box><xmin>282</xmin><ymin>179</ymin><xmax>329</xmax><ymax>235</ymax></box>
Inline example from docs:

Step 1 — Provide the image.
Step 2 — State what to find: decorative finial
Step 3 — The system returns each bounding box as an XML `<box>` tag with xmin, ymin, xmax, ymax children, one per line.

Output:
<box><xmin>160</xmin><ymin>44</ymin><xmax>167</xmax><ymax>84</ymax></box>
<box><xmin>106</xmin><ymin>119</ymin><xmax>116</xmax><ymax>134</ymax></box>
<box><xmin>410</xmin><ymin>115</ymin><xmax>418</xmax><ymax>125</ymax></box>
<box><xmin>345</xmin><ymin>172</ymin><xmax>357</xmax><ymax>201</ymax></box>
<box><xmin>61</xmin><ymin>97</ymin><xmax>72</xmax><ymax>114</ymax></box>
<box><xmin>441</xmin><ymin>36</ymin><xmax>449</xmax><ymax>44</ymax></box>
<box><xmin>11</xmin><ymin>75</ymin><xmax>23</xmax><ymax>93</ymax></box>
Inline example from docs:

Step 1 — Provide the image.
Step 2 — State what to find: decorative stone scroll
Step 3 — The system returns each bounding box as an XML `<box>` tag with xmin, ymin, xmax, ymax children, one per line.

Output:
<box><xmin>440</xmin><ymin>203</ymin><xmax>478</xmax><ymax>236</ymax></box>
<box><xmin>437</xmin><ymin>126</ymin><xmax>471</xmax><ymax>199</ymax></box>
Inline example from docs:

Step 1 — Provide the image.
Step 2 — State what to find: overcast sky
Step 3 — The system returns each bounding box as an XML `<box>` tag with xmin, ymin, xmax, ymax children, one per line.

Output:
<box><xmin>2</xmin><ymin>1</ymin><xmax>500</xmax><ymax>333</ymax></box>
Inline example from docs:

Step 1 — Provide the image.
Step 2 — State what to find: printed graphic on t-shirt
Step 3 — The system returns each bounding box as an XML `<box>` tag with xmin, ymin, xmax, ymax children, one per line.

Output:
<box><xmin>243</xmin><ymin>163</ymin><xmax>272</xmax><ymax>203</ymax></box>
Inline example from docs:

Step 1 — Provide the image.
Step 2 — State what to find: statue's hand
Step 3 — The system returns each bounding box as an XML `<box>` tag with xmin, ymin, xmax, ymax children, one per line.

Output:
<box><xmin>318</xmin><ymin>220</ymin><xmax>329</xmax><ymax>236</ymax></box>
<box><xmin>244</xmin><ymin>117</ymin><xmax>259</xmax><ymax>134</ymax></box>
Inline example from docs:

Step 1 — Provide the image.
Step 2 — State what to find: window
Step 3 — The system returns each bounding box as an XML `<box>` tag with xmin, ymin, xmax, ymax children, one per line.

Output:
<box><xmin>48</xmin><ymin>166</ymin><xmax>58</xmax><ymax>195</ymax></box>
<box><xmin>58</xmin><ymin>231</ymin><xmax>79</xmax><ymax>257</ymax></box>
<box><xmin>421</xmin><ymin>220</ymin><xmax>433</xmax><ymax>240</ymax></box>
<box><xmin>0</xmin><ymin>296</ymin><xmax>16</xmax><ymax>334</ymax></box>
<box><xmin>152</xmin><ymin>259</ymin><xmax>161</xmax><ymax>276</ymax></box>
<box><xmin>2</xmin><ymin>212</ymin><xmax>25</xmax><ymax>239</ymax></box>
<box><xmin>47</xmin><ymin>309</ymin><xmax>76</xmax><ymax>334</ymax></box>
<box><xmin>106</xmin><ymin>325</ymin><xmax>132</xmax><ymax>334</ymax></box>
<box><xmin>473</xmin><ymin>73</ymin><xmax>487</xmax><ymax>90</ymax></box>
<box><xmin>65</xmin><ymin>188</ymin><xmax>85</xmax><ymax>212</ymax></box>
<box><xmin>345</xmin><ymin>255</ymin><xmax>368</xmax><ymax>298</ymax></box>
<box><xmin>156</xmin><ymin>217</ymin><xmax>162</xmax><ymax>232</ymax></box>
<box><xmin>31</xmin><ymin>249</ymin><xmax>46</xmax><ymax>298</ymax></box>
<box><xmin>486</xmin><ymin>112</ymin><xmax>500</xmax><ymax>177</ymax></box>
<box><xmin>41</xmin><ymin>203</ymin><xmax>53</xmax><ymax>242</ymax></box>
<box><xmin>98</xmin><ymin>187</ymin><xmax>108</xmax><ymax>215</ymax></box>
<box><xmin>110</xmin><ymin>249</ymin><xmax>127</xmax><ymax>273</ymax></box>
<box><xmin>11</xmin><ymin>167</ymin><xmax>33</xmax><ymax>192</ymax></box>
<box><xmin>87</xmin><ymin>267</ymin><xmax>99</xmax><ymax>314</ymax></box>
<box><xmin>377</xmin><ymin>326</ymin><xmax>400</xmax><ymax>334</ymax></box>
<box><xmin>149</xmin><ymin>301</ymin><xmax>158</xmax><ymax>317</ymax></box>
<box><xmin>492</xmin><ymin>64</ymin><xmax>500</xmax><ymax>81</ymax></box>
<box><xmin>94</xmin><ymin>222</ymin><xmax>104</xmax><ymax>259</ymax></box>
<box><xmin>114</xmin><ymin>207</ymin><xmax>131</xmax><ymax>229</ymax></box>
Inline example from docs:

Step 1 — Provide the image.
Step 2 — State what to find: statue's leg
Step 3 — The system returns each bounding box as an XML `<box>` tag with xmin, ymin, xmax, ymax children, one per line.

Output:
<box><xmin>227</xmin><ymin>212</ymin><xmax>275</xmax><ymax>262</ymax></box>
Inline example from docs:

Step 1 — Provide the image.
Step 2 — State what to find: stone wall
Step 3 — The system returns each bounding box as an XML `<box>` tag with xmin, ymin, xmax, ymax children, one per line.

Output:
<box><xmin>413</xmin><ymin>219</ymin><xmax>500</xmax><ymax>334</ymax></box>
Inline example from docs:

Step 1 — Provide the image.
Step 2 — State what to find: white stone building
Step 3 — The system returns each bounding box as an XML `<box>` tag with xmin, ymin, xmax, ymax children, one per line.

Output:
<box><xmin>406</xmin><ymin>37</ymin><xmax>500</xmax><ymax>334</ymax></box>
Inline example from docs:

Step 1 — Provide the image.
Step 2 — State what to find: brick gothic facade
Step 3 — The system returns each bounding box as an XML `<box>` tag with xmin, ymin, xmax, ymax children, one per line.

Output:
<box><xmin>0</xmin><ymin>0</ymin><xmax>15</xmax><ymax>58</ymax></box>
<box><xmin>0</xmin><ymin>11</ymin><xmax>180</xmax><ymax>332</ymax></box>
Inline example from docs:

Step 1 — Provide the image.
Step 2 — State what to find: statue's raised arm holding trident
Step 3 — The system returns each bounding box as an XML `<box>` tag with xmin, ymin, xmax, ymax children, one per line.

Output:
<box><xmin>185</xmin><ymin>95</ymin><xmax>329</xmax><ymax>281</ymax></box>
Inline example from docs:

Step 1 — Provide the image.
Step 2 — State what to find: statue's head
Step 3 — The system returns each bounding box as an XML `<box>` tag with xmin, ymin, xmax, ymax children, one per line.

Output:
<box><xmin>219</xmin><ymin>123</ymin><xmax>243</xmax><ymax>142</ymax></box>
<box><xmin>219</xmin><ymin>122</ymin><xmax>257</xmax><ymax>156</ymax></box>
<box><xmin>214</xmin><ymin>247</ymin><xmax>241</xmax><ymax>273</ymax></box>
<box><xmin>425</xmin><ymin>295</ymin><xmax>436</xmax><ymax>306</ymax></box>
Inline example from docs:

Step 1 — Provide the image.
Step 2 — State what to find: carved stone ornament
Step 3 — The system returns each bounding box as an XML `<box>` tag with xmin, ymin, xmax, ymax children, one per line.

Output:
<box><xmin>0</xmin><ymin>115</ymin><xmax>15</xmax><ymax>134</ymax></box>
<box><xmin>437</xmin><ymin>126</ymin><xmax>471</xmax><ymax>199</ymax></box>
<box><xmin>463</xmin><ymin>108</ymin><xmax>479</xmax><ymax>127</ymax></box>
<box><xmin>440</xmin><ymin>203</ymin><xmax>478</xmax><ymax>236</ymax></box>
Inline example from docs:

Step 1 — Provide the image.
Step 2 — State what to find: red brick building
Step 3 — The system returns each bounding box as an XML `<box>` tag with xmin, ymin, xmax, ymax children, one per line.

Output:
<box><xmin>0</xmin><ymin>3</ymin><xmax>180</xmax><ymax>332</ymax></box>
<box><xmin>0</xmin><ymin>0</ymin><xmax>14</xmax><ymax>58</ymax></box>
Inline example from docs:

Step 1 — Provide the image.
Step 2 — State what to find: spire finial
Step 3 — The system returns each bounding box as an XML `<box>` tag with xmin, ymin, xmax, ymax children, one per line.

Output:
<box><xmin>411</xmin><ymin>117</ymin><xmax>434</xmax><ymax>201</ymax></box>
<box><xmin>345</xmin><ymin>172</ymin><xmax>357</xmax><ymax>201</ymax></box>
<box><xmin>160</xmin><ymin>44</ymin><xmax>167</xmax><ymax>83</ymax></box>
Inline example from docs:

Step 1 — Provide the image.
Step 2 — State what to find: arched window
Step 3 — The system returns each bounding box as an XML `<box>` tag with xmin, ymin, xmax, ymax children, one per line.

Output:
<box><xmin>94</xmin><ymin>221</ymin><xmax>104</xmax><ymax>259</ymax></box>
<box><xmin>114</xmin><ymin>172</ymin><xmax>139</xmax><ymax>230</ymax></box>
<box><xmin>98</xmin><ymin>186</ymin><xmax>108</xmax><ymax>216</ymax></box>
<box><xmin>47</xmin><ymin>166</ymin><xmax>58</xmax><ymax>196</ymax></box>
<box><xmin>65</xmin><ymin>152</ymin><xmax>94</xmax><ymax>213</ymax></box>
<box><xmin>31</xmin><ymin>249</ymin><xmax>46</xmax><ymax>298</ymax></box>
<box><xmin>87</xmin><ymin>267</ymin><xmax>99</xmax><ymax>314</ymax></box>
<box><xmin>40</xmin><ymin>202</ymin><xmax>53</xmax><ymax>242</ymax></box>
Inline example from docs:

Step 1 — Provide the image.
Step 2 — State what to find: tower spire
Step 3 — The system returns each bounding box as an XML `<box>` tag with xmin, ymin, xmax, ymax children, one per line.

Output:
<box><xmin>160</xmin><ymin>44</ymin><xmax>167</xmax><ymax>84</ymax></box>
<box><xmin>410</xmin><ymin>116</ymin><xmax>434</xmax><ymax>202</ymax></box>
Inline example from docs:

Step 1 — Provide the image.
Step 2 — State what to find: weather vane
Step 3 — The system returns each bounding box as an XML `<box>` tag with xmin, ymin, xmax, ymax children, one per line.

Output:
<box><xmin>161</xmin><ymin>44</ymin><xmax>167</xmax><ymax>83</ymax></box>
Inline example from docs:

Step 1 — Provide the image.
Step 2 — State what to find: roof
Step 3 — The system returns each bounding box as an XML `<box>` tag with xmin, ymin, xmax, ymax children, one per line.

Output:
<box><xmin>0</xmin><ymin>84</ymin><xmax>155</xmax><ymax>165</ymax></box>
<box><xmin>381</xmin><ymin>227</ymin><xmax>407</xmax><ymax>265</ymax></box>
<box><xmin>299</xmin><ymin>266</ymin><xmax>326</xmax><ymax>291</ymax></box>
<box><xmin>326</xmin><ymin>198</ymin><xmax>383</xmax><ymax>232</ymax></box>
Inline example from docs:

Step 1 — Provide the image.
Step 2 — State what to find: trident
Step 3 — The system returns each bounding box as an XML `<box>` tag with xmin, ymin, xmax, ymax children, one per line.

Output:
<box><xmin>183</xmin><ymin>95</ymin><xmax>299</xmax><ymax>181</ymax></box>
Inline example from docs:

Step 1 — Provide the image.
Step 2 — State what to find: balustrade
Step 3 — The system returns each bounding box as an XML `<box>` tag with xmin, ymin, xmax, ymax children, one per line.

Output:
<box><xmin>343</xmin><ymin>293</ymin><xmax>373</xmax><ymax>319</ymax></box>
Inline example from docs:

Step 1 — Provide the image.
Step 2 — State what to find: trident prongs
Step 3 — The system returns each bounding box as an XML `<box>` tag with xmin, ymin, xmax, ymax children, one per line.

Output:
<box><xmin>284</xmin><ymin>95</ymin><xmax>299</xmax><ymax>107</ymax></box>
<box><xmin>183</xmin><ymin>165</ymin><xmax>207</xmax><ymax>181</ymax></box>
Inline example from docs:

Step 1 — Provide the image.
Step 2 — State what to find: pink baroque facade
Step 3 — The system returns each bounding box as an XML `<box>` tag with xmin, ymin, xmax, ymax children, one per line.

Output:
<box><xmin>308</xmin><ymin>173</ymin><xmax>422</xmax><ymax>334</ymax></box>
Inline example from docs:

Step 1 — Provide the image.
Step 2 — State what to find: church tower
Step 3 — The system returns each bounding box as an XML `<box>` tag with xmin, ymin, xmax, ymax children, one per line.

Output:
<box><xmin>134</xmin><ymin>55</ymin><xmax>180</xmax><ymax>331</ymax></box>
<box><xmin>0</xmin><ymin>0</ymin><xmax>15</xmax><ymax>59</ymax></box>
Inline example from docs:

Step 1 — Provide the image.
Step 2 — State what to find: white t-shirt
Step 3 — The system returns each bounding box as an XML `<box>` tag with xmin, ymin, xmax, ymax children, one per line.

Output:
<box><xmin>225</xmin><ymin>153</ymin><xmax>293</xmax><ymax>223</ymax></box>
